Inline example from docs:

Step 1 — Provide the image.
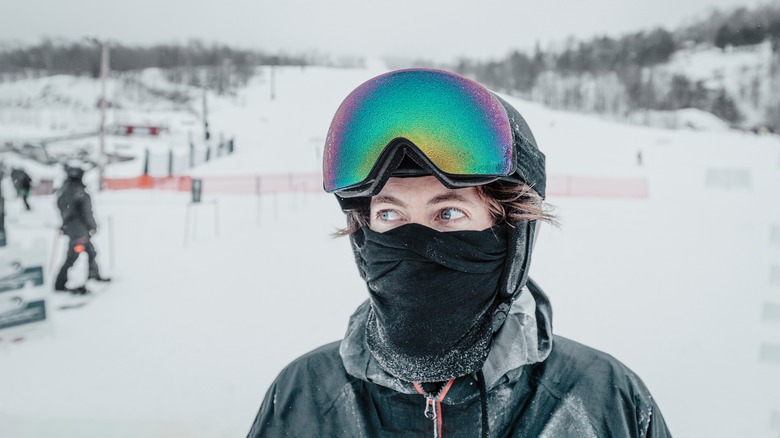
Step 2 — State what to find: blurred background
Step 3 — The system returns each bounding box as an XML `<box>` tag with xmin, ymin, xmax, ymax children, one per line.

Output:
<box><xmin>0</xmin><ymin>0</ymin><xmax>779</xmax><ymax>437</ymax></box>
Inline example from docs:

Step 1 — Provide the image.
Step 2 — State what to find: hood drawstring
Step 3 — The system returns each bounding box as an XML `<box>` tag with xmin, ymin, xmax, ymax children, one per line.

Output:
<box><xmin>477</xmin><ymin>369</ymin><xmax>489</xmax><ymax>438</ymax></box>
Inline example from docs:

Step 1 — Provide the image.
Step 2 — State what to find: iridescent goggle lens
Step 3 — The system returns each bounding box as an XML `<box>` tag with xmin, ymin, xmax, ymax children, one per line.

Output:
<box><xmin>323</xmin><ymin>69</ymin><xmax>514</xmax><ymax>194</ymax></box>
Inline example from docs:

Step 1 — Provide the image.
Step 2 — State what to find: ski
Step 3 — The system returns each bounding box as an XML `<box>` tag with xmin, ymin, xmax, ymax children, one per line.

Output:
<box><xmin>53</xmin><ymin>277</ymin><xmax>113</xmax><ymax>310</ymax></box>
<box><xmin>54</xmin><ymin>286</ymin><xmax>92</xmax><ymax>309</ymax></box>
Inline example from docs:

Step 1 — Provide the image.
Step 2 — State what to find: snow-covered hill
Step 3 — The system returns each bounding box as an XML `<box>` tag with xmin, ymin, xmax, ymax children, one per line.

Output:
<box><xmin>529</xmin><ymin>40</ymin><xmax>779</xmax><ymax>132</ymax></box>
<box><xmin>662</xmin><ymin>41</ymin><xmax>776</xmax><ymax>127</ymax></box>
<box><xmin>0</xmin><ymin>66</ymin><xmax>779</xmax><ymax>438</ymax></box>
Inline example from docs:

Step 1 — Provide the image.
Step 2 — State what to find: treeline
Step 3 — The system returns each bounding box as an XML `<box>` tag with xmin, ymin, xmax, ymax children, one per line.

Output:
<box><xmin>680</xmin><ymin>4</ymin><xmax>780</xmax><ymax>49</ymax></box>
<box><xmin>453</xmin><ymin>4</ymin><xmax>780</xmax><ymax>130</ymax></box>
<box><xmin>456</xmin><ymin>27</ymin><xmax>677</xmax><ymax>92</ymax></box>
<box><xmin>0</xmin><ymin>39</ymin><xmax>307</xmax><ymax>92</ymax></box>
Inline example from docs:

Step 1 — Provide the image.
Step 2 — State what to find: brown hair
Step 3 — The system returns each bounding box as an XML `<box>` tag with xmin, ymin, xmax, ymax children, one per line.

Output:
<box><xmin>333</xmin><ymin>181</ymin><xmax>557</xmax><ymax>236</ymax></box>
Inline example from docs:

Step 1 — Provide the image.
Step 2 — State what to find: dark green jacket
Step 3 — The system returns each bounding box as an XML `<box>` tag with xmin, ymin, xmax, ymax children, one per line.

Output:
<box><xmin>57</xmin><ymin>180</ymin><xmax>97</xmax><ymax>238</ymax></box>
<box><xmin>249</xmin><ymin>291</ymin><xmax>671</xmax><ymax>438</ymax></box>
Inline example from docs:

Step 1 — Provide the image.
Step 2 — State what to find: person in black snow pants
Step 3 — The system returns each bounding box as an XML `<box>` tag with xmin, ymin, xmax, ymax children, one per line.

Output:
<box><xmin>10</xmin><ymin>167</ymin><xmax>33</xmax><ymax>211</ymax></box>
<box><xmin>54</xmin><ymin>163</ymin><xmax>110</xmax><ymax>293</ymax></box>
<box><xmin>247</xmin><ymin>69</ymin><xmax>672</xmax><ymax>438</ymax></box>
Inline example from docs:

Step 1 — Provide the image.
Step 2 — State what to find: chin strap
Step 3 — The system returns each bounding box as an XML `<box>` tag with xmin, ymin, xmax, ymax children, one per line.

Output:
<box><xmin>503</xmin><ymin>220</ymin><xmax>538</xmax><ymax>300</ymax></box>
<box><xmin>491</xmin><ymin>219</ymin><xmax>538</xmax><ymax>332</ymax></box>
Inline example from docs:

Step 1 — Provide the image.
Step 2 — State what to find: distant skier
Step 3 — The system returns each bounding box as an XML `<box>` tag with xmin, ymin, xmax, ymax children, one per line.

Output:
<box><xmin>54</xmin><ymin>162</ymin><xmax>110</xmax><ymax>293</ymax></box>
<box><xmin>10</xmin><ymin>167</ymin><xmax>32</xmax><ymax>210</ymax></box>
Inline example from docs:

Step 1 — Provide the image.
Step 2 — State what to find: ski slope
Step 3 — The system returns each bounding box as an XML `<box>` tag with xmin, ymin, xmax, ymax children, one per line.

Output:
<box><xmin>0</xmin><ymin>66</ymin><xmax>779</xmax><ymax>437</ymax></box>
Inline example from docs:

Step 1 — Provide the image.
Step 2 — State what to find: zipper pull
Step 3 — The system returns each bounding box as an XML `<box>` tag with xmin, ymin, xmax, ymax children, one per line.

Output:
<box><xmin>413</xmin><ymin>381</ymin><xmax>452</xmax><ymax>438</ymax></box>
<box><xmin>424</xmin><ymin>394</ymin><xmax>437</xmax><ymax>420</ymax></box>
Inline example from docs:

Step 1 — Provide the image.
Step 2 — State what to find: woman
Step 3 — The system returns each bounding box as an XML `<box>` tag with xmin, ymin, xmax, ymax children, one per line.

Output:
<box><xmin>249</xmin><ymin>69</ymin><xmax>670</xmax><ymax>437</ymax></box>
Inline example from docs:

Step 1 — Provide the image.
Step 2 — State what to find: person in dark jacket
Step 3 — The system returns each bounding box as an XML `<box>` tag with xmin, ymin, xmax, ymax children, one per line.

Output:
<box><xmin>54</xmin><ymin>162</ymin><xmax>110</xmax><ymax>293</ymax></box>
<box><xmin>248</xmin><ymin>69</ymin><xmax>672</xmax><ymax>437</ymax></box>
<box><xmin>10</xmin><ymin>166</ymin><xmax>32</xmax><ymax>210</ymax></box>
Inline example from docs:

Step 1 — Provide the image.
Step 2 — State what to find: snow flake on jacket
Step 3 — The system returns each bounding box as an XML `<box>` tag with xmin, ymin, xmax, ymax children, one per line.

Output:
<box><xmin>248</xmin><ymin>286</ymin><xmax>671</xmax><ymax>437</ymax></box>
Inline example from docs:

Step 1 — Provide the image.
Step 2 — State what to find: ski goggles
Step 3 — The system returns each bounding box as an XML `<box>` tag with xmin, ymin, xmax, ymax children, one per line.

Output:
<box><xmin>322</xmin><ymin>69</ymin><xmax>517</xmax><ymax>198</ymax></box>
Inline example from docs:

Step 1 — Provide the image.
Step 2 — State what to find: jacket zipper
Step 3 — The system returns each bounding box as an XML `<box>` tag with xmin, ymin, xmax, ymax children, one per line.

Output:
<box><xmin>413</xmin><ymin>379</ymin><xmax>455</xmax><ymax>438</ymax></box>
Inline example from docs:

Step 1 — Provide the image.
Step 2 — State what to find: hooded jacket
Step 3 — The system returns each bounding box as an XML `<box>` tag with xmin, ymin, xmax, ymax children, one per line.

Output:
<box><xmin>57</xmin><ymin>179</ymin><xmax>97</xmax><ymax>238</ymax></box>
<box><xmin>248</xmin><ymin>283</ymin><xmax>671</xmax><ymax>437</ymax></box>
<box><xmin>11</xmin><ymin>168</ymin><xmax>32</xmax><ymax>192</ymax></box>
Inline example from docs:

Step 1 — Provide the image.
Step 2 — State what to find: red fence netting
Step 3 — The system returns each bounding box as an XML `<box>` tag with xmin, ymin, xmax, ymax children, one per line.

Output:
<box><xmin>103</xmin><ymin>173</ymin><xmax>648</xmax><ymax>198</ymax></box>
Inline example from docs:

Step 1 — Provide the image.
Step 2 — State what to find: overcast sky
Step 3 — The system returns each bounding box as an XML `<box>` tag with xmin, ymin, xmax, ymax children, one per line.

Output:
<box><xmin>1</xmin><ymin>0</ymin><xmax>773</xmax><ymax>61</ymax></box>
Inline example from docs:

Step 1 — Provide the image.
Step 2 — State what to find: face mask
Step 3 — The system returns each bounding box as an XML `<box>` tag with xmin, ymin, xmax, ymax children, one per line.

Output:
<box><xmin>355</xmin><ymin>223</ymin><xmax>507</xmax><ymax>382</ymax></box>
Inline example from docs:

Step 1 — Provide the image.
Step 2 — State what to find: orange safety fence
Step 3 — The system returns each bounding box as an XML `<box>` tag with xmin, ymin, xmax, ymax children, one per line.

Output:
<box><xmin>104</xmin><ymin>173</ymin><xmax>648</xmax><ymax>198</ymax></box>
<box><xmin>104</xmin><ymin>175</ymin><xmax>193</xmax><ymax>191</ymax></box>
<box><xmin>103</xmin><ymin>172</ymin><xmax>324</xmax><ymax>195</ymax></box>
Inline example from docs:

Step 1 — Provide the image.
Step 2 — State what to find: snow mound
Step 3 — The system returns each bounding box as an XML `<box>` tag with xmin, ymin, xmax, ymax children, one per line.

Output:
<box><xmin>627</xmin><ymin>108</ymin><xmax>731</xmax><ymax>131</ymax></box>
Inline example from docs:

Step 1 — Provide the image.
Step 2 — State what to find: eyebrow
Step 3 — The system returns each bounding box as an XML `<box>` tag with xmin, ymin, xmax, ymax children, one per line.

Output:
<box><xmin>371</xmin><ymin>191</ymin><xmax>474</xmax><ymax>208</ymax></box>
<box><xmin>372</xmin><ymin>195</ymin><xmax>407</xmax><ymax>208</ymax></box>
<box><xmin>428</xmin><ymin>192</ymin><xmax>472</xmax><ymax>206</ymax></box>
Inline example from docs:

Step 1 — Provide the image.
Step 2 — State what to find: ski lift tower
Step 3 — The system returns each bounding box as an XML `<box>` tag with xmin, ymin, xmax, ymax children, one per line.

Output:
<box><xmin>86</xmin><ymin>37</ymin><xmax>110</xmax><ymax>190</ymax></box>
<box><xmin>98</xmin><ymin>43</ymin><xmax>109</xmax><ymax>190</ymax></box>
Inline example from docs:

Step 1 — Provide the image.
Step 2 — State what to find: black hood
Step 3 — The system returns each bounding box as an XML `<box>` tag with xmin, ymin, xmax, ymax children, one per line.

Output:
<box><xmin>494</xmin><ymin>94</ymin><xmax>546</xmax><ymax>199</ymax></box>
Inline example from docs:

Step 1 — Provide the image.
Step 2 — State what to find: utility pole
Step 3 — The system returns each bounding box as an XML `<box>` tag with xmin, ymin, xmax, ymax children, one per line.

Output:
<box><xmin>98</xmin><ymin>43</ymin><xmax>109</xmax><ymax>190</ymax></box>
<box><xmin>270</xmin><ymin>64</ymin><xmax>276</xmax><ymax>101</ymax></box>
<box><xmin>202</xmin><ymin>89</ymin><xmax>210</xmax><ymax>141</ymax></box>
<box><xmin>270</xmin><ymin>55</ymin><xmax>278</xmax><ymax>101</ymax></box>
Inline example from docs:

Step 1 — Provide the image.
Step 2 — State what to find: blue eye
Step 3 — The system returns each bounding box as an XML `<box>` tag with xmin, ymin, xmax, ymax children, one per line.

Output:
<box><xmin>439</xmin><ymin>208</ymin><xmax>465</xmax><ymax>221</ymax></box>
<box><xmin>379</xmin><ymin>210</ymin><xmax>401</xmax><ymax>221</ymax></box>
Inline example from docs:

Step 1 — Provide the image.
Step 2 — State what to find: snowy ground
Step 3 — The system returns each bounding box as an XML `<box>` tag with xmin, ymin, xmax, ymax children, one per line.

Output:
<box><xmin>1</xmin><ymin>66</ymin><xmax>779</xmax><ymax>437</ymax></box>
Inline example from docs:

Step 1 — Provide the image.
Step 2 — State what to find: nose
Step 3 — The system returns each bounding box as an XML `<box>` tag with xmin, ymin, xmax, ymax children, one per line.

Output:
<box><xmin>405</xmin><ymin>207</ymin><xmax>432</xmax><ymax>228</ymax></box>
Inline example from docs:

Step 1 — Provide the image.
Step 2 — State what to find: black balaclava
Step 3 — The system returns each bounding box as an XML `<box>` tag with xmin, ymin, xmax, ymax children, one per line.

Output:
<box><xmin>354</xmin><ymin>223</ymin><xmax>507</xmax><ymax>382</ymax></box>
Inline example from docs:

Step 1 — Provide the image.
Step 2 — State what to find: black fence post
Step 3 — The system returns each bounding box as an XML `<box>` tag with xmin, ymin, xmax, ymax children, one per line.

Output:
<box><xmin>192</xmin><ymin>179</ymin><xmax>202</xmax><ymax>204</ymax></box>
